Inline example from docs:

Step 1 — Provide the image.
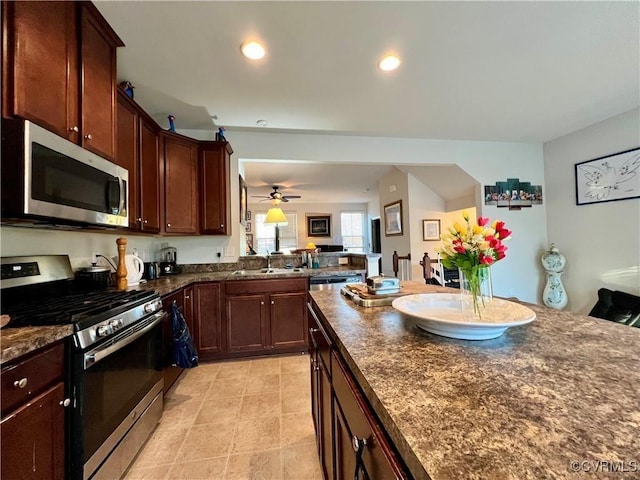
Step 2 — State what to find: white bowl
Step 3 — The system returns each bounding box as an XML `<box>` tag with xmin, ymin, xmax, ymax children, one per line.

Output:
<box><xmin>392</xmin><ymin>293</ymin><xmax>536</xmax><ymax>340</ymax></box>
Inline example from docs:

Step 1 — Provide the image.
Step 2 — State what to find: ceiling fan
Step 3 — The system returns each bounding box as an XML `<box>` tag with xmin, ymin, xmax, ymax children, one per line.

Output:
<box><xmin>251</xmin><ymin>186</ymin><xmax>301</xmax><ymax>203</ymax></box>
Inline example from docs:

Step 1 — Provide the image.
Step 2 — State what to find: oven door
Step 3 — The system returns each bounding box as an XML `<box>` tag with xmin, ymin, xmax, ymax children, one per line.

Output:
<box><xmin>70</xmin><ymin>311</ymin><xmax>165</xmax><ymax>480</ymax></box>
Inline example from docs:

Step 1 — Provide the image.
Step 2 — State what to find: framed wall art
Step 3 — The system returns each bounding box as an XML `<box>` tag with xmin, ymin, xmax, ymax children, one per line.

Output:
<box><xmin>384</xmin><ymin>200</ymin><xmax>403</xmax><ymax>236</ymax></box>
<box><xmin>422</xmin><ymin>219</ymin><xmax>440</xmax><ymax>241</ymax></box>
<box><xmin>575</xmin><ymin>147</ymin><xmax>640</xmax><ymax>205</ymax></box>
<box><xmin>245</xmin><ymin>222</ymin><xmax>251</xmax><ymax>233</ymax></box>
<box><xmin>307</xmin><ymin>215</ymin><xmax>331</xmax><ymax>237</ymax></box>
<box><xmin>239</xmin><ymin>175</ymin><xmax>248</xmax><ymax>225</ymax></box>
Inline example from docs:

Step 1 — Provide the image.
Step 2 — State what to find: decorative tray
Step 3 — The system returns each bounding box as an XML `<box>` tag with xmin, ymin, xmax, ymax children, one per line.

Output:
<box><xmin>340</xmin><ymin>284</ymin><xmax>404</xmax><ymax>307</ymax></box>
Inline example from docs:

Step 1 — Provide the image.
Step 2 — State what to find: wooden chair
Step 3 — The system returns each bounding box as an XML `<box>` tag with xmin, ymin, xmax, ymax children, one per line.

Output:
<box><xmin>419</xmin><ymin>253</ymin><xmax>440</xmax><ymax>285</ymax></box>
<box><xmin>392</xmin><ymin>251</ymin><xmax>411</xmax><ymax>280</ymax></box>
<box><xmin>589</xmin><ymin>288</ymin><xmax>640</xmax><ymax>327</ymax></box>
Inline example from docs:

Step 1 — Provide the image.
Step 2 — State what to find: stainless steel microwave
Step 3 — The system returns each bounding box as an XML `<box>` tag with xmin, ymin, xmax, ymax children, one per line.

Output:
<box><xmin>1</xmin><ymin>119</ymin><xmax>128</xmax><ymax>228</ymax></box>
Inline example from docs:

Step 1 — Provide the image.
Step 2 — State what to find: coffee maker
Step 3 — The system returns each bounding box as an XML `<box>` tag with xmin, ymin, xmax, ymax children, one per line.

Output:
<box><xmin>159</xmin><ymin>247</ymin><xmax>178</xmax><ymax>275</ymax></box>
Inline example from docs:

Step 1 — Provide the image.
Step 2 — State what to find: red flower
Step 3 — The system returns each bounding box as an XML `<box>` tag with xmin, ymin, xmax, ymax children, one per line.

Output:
<box><xmin>495</xmin><ymin>221</ymin><xmax>505</xmax><ymax>231</ymax></box>
<box><xmin>497</xmin><ymin>228</ymin><xmax>512</xmax><ymax>239</ymax></box>
<box><xmin>478</xmin><ymin>216</ymin><xmax>489</xmax><ymax>227</ymax></box>
<box><xmin>479</xmin><ymin>254</ymin><xmax>494</xmax><ymax>265</ymax></box>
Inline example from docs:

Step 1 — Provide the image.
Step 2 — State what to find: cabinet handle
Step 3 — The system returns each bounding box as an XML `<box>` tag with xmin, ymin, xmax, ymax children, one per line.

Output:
<box><xmin>136</xmin><ymin>218</ymin><xmax>142</xmax><ymax>223</ymax></box>
<box><xmin>220</xmin><ymin>224</ymin><xmax>224</xmax><ymax>228</ymax></box>
<box><xmin>59</xmin><ymin>398</ymin><xmax>71</xmax><ymax>407</ymax></box>
<box><xmin>84</xmin><ymin>134</ymin><xmax>92</xmax><ymax>140</ymax></box>
<box><xmin>271</xmin><ymin>300</ymin><xmax>274</xmax><ymax>305</ymax></box>
<box><xmin>13</xmin><ymin>378</ymin><xmax>28</xmax><ymax>388</ymax></box>
<box><xmin>260</xmin><ymin>301</ymin><xmax>264</xmax><ymax>305</ymax></box>
<box><xmin>309</xmin><ymin>328</ymin><xmax>319</xmax><ymax>334</ymax></box>
<box><xmin>167</xmin><ymin>223</ymin><xmax>171</xmax><ymax>228</ymax></box>
<box><xmin>352</xmin><ymin>436</ymin><xmax>367</xmax><ymax>480</ymax></box>
<box><xmin>69</xmin><ymin>126</ymin><xmax>79</xmax><ymax>132</ymax></box>
<box><xmin>185</xmin><ymin>295</ymin><xmax>190</xmax><ymax>299</ymax></box>
<box><xmin>143</xmin><ymin>219</ymin><xmax>148</xmax><ymax>224</ymax></box>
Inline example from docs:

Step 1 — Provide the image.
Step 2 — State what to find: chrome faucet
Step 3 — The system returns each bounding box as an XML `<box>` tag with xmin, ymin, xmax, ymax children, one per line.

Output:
<box><xmin>267</xmin><ymin>251</ymin><xmax>271</xmax><ymax>269</ymax></box>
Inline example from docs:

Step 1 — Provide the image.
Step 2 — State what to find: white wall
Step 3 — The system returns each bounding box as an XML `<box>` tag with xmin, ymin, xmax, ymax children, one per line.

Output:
<box><xmin>247</xmin><ymin>201</ymin><xmax>369</xmax><ymax>251</ymax></box>
<box><xmin>544</xmin><ymin>107</ymin><xmax>640</xmax><ymax>313</ymax></box>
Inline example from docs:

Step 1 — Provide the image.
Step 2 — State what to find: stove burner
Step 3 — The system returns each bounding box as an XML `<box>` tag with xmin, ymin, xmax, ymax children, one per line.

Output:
<box><xmin>3</xmin><ymin>289</ymin><xmax>156</xmax><ymax>329</ymax></box>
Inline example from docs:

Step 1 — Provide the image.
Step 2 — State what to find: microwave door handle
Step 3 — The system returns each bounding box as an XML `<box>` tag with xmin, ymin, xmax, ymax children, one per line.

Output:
<box><xmin>119</xmin><ymin>177</ymin><xmax>126</xmax><ymax>216</ymax></box>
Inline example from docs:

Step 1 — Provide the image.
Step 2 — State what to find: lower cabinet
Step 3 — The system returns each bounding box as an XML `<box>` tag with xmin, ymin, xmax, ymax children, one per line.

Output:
<box><xmin>0</xmin><ymin>341</ymin><xmax>68</xmax><ymax>480</ymax></box>
<box><xmin>308</xmin><ymin>300</ymin><xmax>410</xmax><ymax>480</ymax></box>
<box><xmin>193</xmin><ymin>282</ymin><xmax>224</xmax><ymax>360</ymax></box>
<box><xmin>225</xmin><ymin>278</ymin><xmax>308</xmax><ymax>357</ymax></box>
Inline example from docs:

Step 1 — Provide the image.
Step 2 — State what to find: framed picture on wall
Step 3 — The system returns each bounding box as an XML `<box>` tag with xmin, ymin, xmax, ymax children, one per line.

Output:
<box><xmin>384</xmin><ymin>200</ymin><xmax>403</xmax><ymax>236</ymax></box>
<box><xmin>247</xmin><ymin>210</ymin><xmax>252</xmax><ymax>221</ymax></box>
<box><xmin>422</xmin><ymin>219</ymin><xmax>440</xmax><ymax>241</ymax></box>
<box><xmin>239</xmin><ymin>175</ymin><xmax>248</xmax><ymax>225</ymax></box>
<box><xmin>575</xmin><ymin>147</ymin><xmax>640</xmax><ymax>205</ymax></box>
<box><xmin>307</xmin><ymin>215</ymin><xmax>331</xmax><ymax>237</ymax></box>
<box><xmin>245</xmin><ymin>222</ymin><xmax>251</xmax><ymax>233</ymax></box>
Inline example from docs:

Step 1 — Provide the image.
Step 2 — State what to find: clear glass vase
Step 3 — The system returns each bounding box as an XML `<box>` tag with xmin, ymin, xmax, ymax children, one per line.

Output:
<box><xmin>459</xmin><ymin>266</ymin><xmax>493</xmax><ymax>319</ymax></box>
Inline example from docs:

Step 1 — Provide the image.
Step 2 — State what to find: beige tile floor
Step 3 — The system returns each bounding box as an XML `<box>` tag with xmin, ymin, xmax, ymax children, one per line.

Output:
<box><xmin>123</xmin><ymin>354</ymin><xmax>322</xmax><ymax>480</ymax></box>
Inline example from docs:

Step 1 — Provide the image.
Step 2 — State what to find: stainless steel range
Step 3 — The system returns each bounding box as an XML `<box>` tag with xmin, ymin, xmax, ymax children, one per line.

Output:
<box><xmin>1</xmin><ymin>255</ymin><xmax>165</xmax><ymax>480</ymax></box>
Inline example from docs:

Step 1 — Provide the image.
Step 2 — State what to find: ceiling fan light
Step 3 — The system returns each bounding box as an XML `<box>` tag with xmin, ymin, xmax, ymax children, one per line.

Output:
<box><xmin>241</xmin><ymin>41</ymin><xmax>265</xmax><ymax>60</ymax></box>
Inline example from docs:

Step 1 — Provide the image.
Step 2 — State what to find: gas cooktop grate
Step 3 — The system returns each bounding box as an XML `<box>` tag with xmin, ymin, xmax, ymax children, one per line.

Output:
<box><xmin>2</xmin><ymin>289</ymin><xmax>156</xmax><ymax>328</ymax></box>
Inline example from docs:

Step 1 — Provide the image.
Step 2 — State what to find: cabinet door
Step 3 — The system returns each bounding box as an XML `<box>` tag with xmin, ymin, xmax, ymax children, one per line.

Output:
<box><xmin>80</xmin><ymin>5</ymin><xmax>118</xmax><ymax>160</ymax></box>
<box><xmin>332</xmin><ymin>353</ymin><xmax>408</xmax><ymax>480</ymax></box>
<box><xmin>164</xmin><ymin>136</ymin><xmax>198</xmax><ymax>234</ymax></box>
<box><xmin>193</xmin><ymin>283</ymin><xmax>223</xmax><ymax>358</ymax></box>
<box><xmin>139</xmin><ymin>119</ymin><xmax>160</xmax><ymax>232</ymax></box>
<box><xmin>270</xmin><ymin>292</ymin><xmax>308</xmax><ymax>350</ymax></box>
<box><xmin>199</xmin><ymin>142</ymin><xmax>231</xmax><ymax>235</ymax></box>
<box><xmin>116</xmin><ymin>93</ymin><xmax>139</xmax><ymax>228</ymax></box>
<box><xmin>319</xmin><ymin>358</ymin><xmax>335</xmax><ymax>480</ymax></box>
<box><xmin>3</xmin><ymin>1</ymin><xmax>79</xmax><ymax>141</ymax></box>
<box><xmin>226</xmin><ymin>295</ymin><xmax>269</xmax><ymax>353</ymax></box>
<box><xmin>0</xmin><ymin>383</ymin><xmax>65</xmax><ymax>480</ymax></box>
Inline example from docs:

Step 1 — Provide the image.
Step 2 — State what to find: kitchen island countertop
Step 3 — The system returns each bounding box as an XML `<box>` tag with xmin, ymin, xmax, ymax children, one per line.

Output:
<box><xmin>310</xmin><ymin>281</ymin><xmax>640</xmax><ymax>480</ymax></box>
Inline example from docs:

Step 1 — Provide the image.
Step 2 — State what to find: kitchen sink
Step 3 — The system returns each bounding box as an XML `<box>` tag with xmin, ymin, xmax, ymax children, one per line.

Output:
<box><xmin>231</xmin><ymin>268</ymin><xmax>305</xmax><ymax>275</ymax></box>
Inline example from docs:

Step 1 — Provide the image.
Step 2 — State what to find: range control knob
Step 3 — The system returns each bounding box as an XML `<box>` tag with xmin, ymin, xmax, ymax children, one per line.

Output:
<box><xmin>144</xmin><ymin>302</ymin><xmax>156</xmax><ymax>314</ymax></box>
<box><xmin>109</xmin><ymin>318</ymin><xmax>124</xmax><ymax>331</ymax></box>
<box><xmin>96</xmin><ymin>324</ymin><xmax>113</xmax><ymax>337</ymax></box>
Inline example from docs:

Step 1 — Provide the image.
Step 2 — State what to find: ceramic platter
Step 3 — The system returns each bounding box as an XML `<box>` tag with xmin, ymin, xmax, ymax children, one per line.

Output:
<box><xmin>391</xmin><ymin>293</ymin><xmax>536</xmax><ymax>340</ymax></box>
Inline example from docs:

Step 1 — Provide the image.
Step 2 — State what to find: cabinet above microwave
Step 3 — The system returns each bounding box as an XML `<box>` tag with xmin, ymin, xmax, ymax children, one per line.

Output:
<box><xmin>1</xmin><ymin>119</ymin><xmax>129</xmax><ymax>228</ymax></box>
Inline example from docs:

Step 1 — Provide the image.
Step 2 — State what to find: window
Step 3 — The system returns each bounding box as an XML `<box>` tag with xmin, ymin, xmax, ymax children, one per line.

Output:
<box><xmin>255</xmin><ymin>212</ymin><xmax>298</xmax><ymax>255</ymax></box>
<box><xmin>341</xmin><ymin>211</ymin><xmax>365</xmax><ymax>253</ymax></box>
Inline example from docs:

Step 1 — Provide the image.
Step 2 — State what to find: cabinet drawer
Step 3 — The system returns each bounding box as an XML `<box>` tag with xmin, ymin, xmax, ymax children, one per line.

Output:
<box><xmin>225</xmin><ymin>277</ymin><xmax>307</xmax><ymax>295</ymax></box>
<box><xmin>331</xmin><ymin>351</ymin><xmax>408</xmax><ymax>480</ymax></box>
<box><xmin>1</xmin><ymin>342</ymin><xmax>65</xmax><ymax>416</ymax></box>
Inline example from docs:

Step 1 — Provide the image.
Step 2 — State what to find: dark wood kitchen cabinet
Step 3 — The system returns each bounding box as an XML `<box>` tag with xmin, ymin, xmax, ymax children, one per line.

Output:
<box><xmin>199</xmin><ymin>141</ymin><xmax>232</xmax><ymax>235</ymax></box>
<box><xmin>193</xmin><ymin>282</ymin><xmax>224</xmax><ymax>360</ymax></box>
<box><xmin>308</xmin><ymin>300</ymin><xmax>410</xmax><ymax>480</ymax></box>
<box><xmin>162</xmin><ymin>133</ymin><xmax>199</xmax><ymax>235</ymax></box>
<box><xmin>225</xmin><ymin>278</ymin><xmax>308</xmax><ymax>357</ymax></box>
<box><xmin>2</xmin><ymin>1</ymin><xmax>123</xmax><ymax>160</ymax></box>
<box><xmin>0</xmin><ymin>341</ymin><xmax>67</xmax><ymax>480</ymax></box>
<box><xmin>116</xmin><ymin>90</ymin><xmax>161</xmax><ymax>232</ymax></box>
<box><xmin>308</xmin><ymin>307</ymin><xmax>334</xmax><ymax>480</ymax></box>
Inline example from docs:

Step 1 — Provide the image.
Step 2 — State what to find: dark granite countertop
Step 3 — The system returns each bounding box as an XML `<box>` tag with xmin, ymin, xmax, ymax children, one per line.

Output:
<box><xmin>1</xmin><ymin>325</ymin><xmax>73</xmax><ymax>366</ymax></box>
<box><xmin>310</xmin><ymin>281</ymin><xmax>640</xmax><ymax>480</ymax></box>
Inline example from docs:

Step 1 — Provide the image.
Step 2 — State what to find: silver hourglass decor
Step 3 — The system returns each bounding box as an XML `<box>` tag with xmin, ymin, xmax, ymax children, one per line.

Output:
<box><xmin>541</xmin><ymin>244</ymin><xmax>568</xmax><ymax>310</ymax></box>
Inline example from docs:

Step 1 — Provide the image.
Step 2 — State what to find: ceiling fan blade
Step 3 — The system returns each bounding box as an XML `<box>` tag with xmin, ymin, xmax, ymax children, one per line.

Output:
<box><xmin>251</xmin><ymin>195</ymin><xmax>269</xmax><ymax>198</ymax></box>
<box><xmin>282</xmin><ymin>195</ymin><xmax>302</xmax><ymax>199</ymax></box>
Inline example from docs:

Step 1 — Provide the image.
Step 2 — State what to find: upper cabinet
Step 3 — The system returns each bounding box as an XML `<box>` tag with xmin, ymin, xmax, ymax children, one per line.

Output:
<box><xmin>200</xmin><ymin>141</ymin><xmax>232</xmax><ymax>235</ymax></box>
<box><xmin>116</xmin><ymin>90</ymin><xmax>161</xmax><ymax>233</ymax></box>
<box><xmin>2</xmin><ymin>1</ymin><xmax>123</xmax><ymax>160</ymax></box>
<box><xmin>162</xmin><ymin>133</ymin><xmax>199</xmax><ymax>235</ymax></box>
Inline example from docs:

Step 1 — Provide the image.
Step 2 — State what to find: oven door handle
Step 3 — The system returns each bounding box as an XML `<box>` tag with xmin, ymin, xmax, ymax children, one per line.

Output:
<box><xmin>84</xmin><ymin>311</ymin><xmax>165</xmax><ymax>369</ymax></box>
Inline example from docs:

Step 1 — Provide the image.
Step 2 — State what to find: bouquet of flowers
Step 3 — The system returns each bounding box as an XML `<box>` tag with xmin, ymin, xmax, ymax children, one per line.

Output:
<box><xmin>439</xmin><ymin>212</ymin><xmax>512</xmax><ymax>317</ymax></box>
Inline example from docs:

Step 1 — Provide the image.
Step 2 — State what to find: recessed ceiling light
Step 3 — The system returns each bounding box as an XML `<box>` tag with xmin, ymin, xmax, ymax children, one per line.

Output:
<box><xmin>378</xmin><ymin>55</ymin><xmax>401</xmax><ymax>71</ymax></box>
<box><xmin>241</xmin><ymin>41</ymin><xmax>265</xmax><ymax>60</ymax></box>
<box><xmin>256</xmin><ymin>119</ymin><xmax>268</xmax><ymax>127</ymax></box>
